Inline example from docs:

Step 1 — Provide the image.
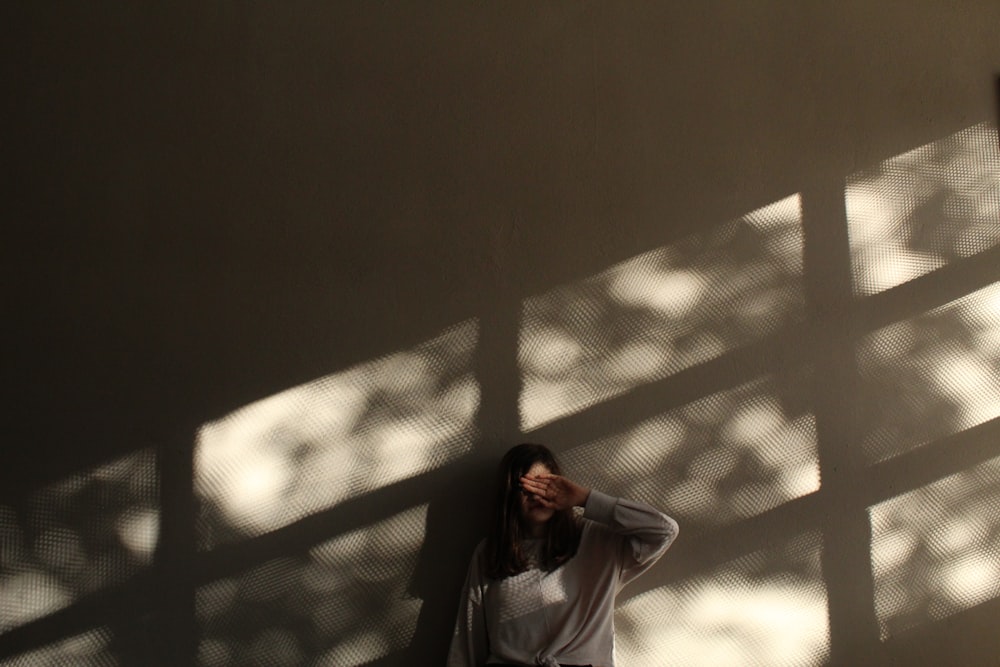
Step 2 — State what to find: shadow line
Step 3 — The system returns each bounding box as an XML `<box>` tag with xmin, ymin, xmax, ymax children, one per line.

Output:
<box><xmin>527</xmin><ymin>319</ymin><xmax>815</xmax><ymax>448</ymax></box>
<box><xmin>855</xmin><ymin>243</ymin><xmax>1000</xmax><ymax>335</ymax></box>
<box><xmin>862</xmin><ymin>416</ymin><xmax>1000</xmax><ymax>506</ymax></box>
<box><xmin>802</xmin><ymin>182</ymin><xmax>880</xmax><ymax>664</ymax></box>
<box><xmin>0</xmin><ymin>571</ymin><xmax>157</xmax><ymax>660</ymax></box>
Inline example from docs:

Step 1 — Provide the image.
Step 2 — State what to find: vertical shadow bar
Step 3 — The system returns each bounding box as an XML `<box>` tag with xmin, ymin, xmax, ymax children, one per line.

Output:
<box><xmin>154</xmin><ymin>431</ymin><xmax>196</xmax><ymax>666</ymax></box>
<box><xmin>995</xmin><ymin>74</ymin><xmax>1000</xmax><ymax>149</ymax></box>
<box><xmin>476</xmin><ymin>291</ymin><xmax>524</xmax><ymax>447</ymax></box>
<box><xmin>801</xmin><ymin>183</ymin><xmax>880</xmax><ymax>665</ymax></box>
<box><xmin>403</xmin><ymin>287</ymin><xmax>524</xmax><ymax>664</ymax></box>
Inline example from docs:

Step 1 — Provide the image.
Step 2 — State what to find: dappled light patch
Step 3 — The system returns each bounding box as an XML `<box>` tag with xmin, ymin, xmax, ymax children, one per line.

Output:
<box><xmin>194</xmin><ymin>321</ymin><xmax>478</xmax><ymax>547</ymax></box>
<box><xmin>493</xmin><ymin>564</ymin><xmax>570</xmax><ymax>624</ymax></box>
<box><xmin>518</xmin><ymin>195</ymin><xmax>804</xmax><ymax>430</ymax></box>
<box><xmin>856</xmin><ymin>282</ymin><xmax>1000</xmax><ymax>463</ymax></box>
<box><xmin>615</xmin><ymin>531</ymin><xmax>828</xmax><ymax>667</ymax></box>
<box><xmin>846</xmin><ymin>122</ymin><xmax>1000</xmax><ymax>296</ymax></box>
<box><xmin>196</xmin><ymin>505</ymin><xmax>427</xmax><ymax>667</ymax></box>
<box><xmin>561</xmin><ymin>373</ymin><xmax>818</xmax><ymax>532</ymax></box>
<box><xmin>0</xmin><ymin>450</ymin><xmax>157</xmax><ymax>633</ymax></box>
<box><xmin>869</xmin><ymin>455</ymin><xmax>1000</xmax><ymax>640</ymax></box>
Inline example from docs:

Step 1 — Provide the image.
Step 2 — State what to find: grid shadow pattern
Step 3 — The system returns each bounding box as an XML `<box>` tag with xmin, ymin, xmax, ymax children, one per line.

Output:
<box><xmin>2</xmin><ymin>115</ymin><xmax>999</xmax><ymax>667</ymax></box>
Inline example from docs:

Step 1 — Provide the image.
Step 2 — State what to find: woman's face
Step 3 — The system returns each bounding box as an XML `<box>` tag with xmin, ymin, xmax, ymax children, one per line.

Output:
<box><xmin>518</xmin><ymin>461</ymin><xmax>555</xmax><ymax>530</ymax></box>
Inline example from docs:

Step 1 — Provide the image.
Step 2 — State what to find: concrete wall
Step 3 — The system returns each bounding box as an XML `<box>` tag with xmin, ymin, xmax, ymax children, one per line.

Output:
<box><xmin>4</xmin><ymin>2</ymin><xmax>1000</xmax><ymax>665</ymax></box>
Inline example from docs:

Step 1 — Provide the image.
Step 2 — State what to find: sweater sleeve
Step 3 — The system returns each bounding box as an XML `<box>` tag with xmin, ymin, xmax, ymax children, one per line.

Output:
<box><xmin>446</xmin><ymin>542</ymin><xmax>489</xmax><ymax>667</ymax></box>
<box><xmin>582</xmin><ymin>489</ymin><xmax>679</xmax><ymax>586</ymax></box>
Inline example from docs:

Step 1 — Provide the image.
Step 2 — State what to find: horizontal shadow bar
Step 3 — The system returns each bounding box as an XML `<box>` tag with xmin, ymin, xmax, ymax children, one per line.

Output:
<box><xmin>616</xmin><ymin>490</ymin><xmax>824</xmax><ymax>605</ymax></box>
<box><xmin>0</xmin><ymin>570</ymin><xmax>157</xmax><ymax>659</ymax></box>
<box><xmin>617</xmin><ymin>417</ymin><xmax>1000</xmax><ymax>604</ymax></box>
<box><xmin>526</xmin><ymin>319</ymin><xmax>816</xmax><ymax>447</ymax></box>
<box><xmin>862</xmin><ymin>416</ymin><xmax>1000</xmax><ymax>506</ymax></box>
<box><xmin>855</xmin><ymin>243</ymin><xmax>1000</xmax><ymax>335</ymax></box>
<box><xmin>193</xmin><ymin>454</ymin><xmax>485</xmax><ymax>583</ymax></box>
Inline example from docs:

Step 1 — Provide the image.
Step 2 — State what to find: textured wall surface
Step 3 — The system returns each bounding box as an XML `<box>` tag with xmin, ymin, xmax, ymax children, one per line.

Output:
<box><xmin>4</xmin><ymin>2</ymin><xmax>1000</xmax><ymax>665</ymax></box>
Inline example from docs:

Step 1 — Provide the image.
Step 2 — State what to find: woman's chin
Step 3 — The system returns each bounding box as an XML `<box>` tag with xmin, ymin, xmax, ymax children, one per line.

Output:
<box><xmin>526</xmin><ymin>508</ymin><xmax>555</xmax><ymax>525</ymax></box>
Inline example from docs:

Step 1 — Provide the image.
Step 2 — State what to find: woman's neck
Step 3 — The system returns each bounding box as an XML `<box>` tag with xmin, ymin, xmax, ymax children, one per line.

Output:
<box><xmin>524</xmin><ymin>521</ymin><xmax>547</xmax><ymax>539</ymax></box>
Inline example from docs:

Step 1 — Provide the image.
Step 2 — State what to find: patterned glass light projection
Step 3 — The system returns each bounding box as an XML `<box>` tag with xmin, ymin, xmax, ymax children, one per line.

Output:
<box><xmin>615</xmin><ymin>531</ymin><xmax>829</xmax><ymax>667</ymax></box>
<box><xmin>196</xmin><ymin>505</ymin><xmax>427</xmax><ymax>667</ymax></box>
<box><xmin>0</xmin><ymin>628</ymin><xmax>115</xmax><ymax>667</ymax></box>
<box><xmin>855</xmin><ymin>281</ymin><xmax>1000</xmax><ymax>464</ymax></box>
<box><xmin>869</xmin><ymin>455</ymin><xmax>1000</xmax><ymax>640</ymax></box>
<box><xmin>846</xmin><ymin>122</ymin><xmax>1000</xmax><ymax>296</ymax></box>
<box><xmin>0</xmin><ymin>450</ymin><xmax>158</xmax><ymax>633</ymax></box>
<box><xmin>195</xmin><ymin>321</ymin><xmax>478</xmax><ymax>547</ymax></box>
<box><xmin>561</xmin><ymin>372</ymin><xmax>818</xmax><ymax>532</ymax></box>
<box><xmin>518</xmin><ymin>194</ymin><xmax>804</xmax><ymax>430</ymax></box>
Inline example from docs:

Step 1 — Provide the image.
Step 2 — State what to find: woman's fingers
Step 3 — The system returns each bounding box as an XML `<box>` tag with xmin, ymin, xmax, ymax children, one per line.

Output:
<box><xmin>521</xmin><ymin>474</ymin><xmax>575</xmax><ymax>508</ymax></box>
<box><xmin>520</xmin><ymin>473</ymin><xmax>589</xmax><ymax>509</ymax></box>
<box><xmin>521</xmin><ymin>478</ymin><xmax>564</xmax><ymax>505</ymax></box>
<box><xmin>520</xmin><ymin>476</ymin><xmax>551</xmax><ymax>496</ymax></box>
<box><xmin>521</xmin><ymin>477</ymin><xmax>558</xmax><ymax>488</ymax></box>
<box><xmin>522</xmin><ymin>472</ymin><xmax>559</xmax><ymax>484</ymax></box>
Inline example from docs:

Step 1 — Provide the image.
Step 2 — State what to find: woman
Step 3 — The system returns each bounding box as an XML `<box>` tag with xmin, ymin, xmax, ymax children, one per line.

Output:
<box><xmin>448</xmin><ymin>443</ymin><xmax>679</xmax><ymax>667</ymax></box>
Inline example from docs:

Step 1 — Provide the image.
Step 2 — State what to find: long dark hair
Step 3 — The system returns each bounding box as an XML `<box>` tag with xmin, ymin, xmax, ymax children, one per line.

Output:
<box><xmin>485</xmin><ymin>443</ymin><xmax>581</xmax><ymax>579</ymax></box>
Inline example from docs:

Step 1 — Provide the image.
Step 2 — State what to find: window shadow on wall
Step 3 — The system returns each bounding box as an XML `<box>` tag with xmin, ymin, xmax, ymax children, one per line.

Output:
<box><xmin>2</xmin><ymin>123</ymin><xmax>999</xmax><ymax>667</ymax></box>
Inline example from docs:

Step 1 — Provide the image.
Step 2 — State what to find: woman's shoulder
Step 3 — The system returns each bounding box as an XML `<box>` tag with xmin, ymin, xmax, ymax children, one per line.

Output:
<box><xmin>472</xmin><ymin>537</ymin><xmax>488</xmax><ymax>557</ymax></box>
<box><xmin>469</xmin><ymin>537</ymin><xmax>492</xmax><ymax>571</ymax></box>
<box><xmin>459</xmin><ymin>538</ymin><xmax>491</xmax><ymax>584</ymax></box>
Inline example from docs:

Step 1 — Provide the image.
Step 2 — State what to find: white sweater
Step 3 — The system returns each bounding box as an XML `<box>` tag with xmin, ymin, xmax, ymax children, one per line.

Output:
<box><xmin>447</xmin><ymin>490</ymin><xmax>679</xmax><ymax>667</ymax></box>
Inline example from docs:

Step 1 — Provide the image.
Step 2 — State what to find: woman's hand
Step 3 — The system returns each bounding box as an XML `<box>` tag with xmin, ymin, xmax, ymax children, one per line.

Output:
<box><xmin>519</xmin><ymin>472</ymin><xmax>590</xmax><ymax>511</ymax></box>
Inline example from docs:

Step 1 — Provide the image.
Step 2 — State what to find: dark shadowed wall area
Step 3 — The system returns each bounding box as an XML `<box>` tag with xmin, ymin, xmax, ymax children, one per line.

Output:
<box><xmin>4</xmin><ymin>2</ymin><xmax>1000</xmax><ymax>666</ymax></box>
